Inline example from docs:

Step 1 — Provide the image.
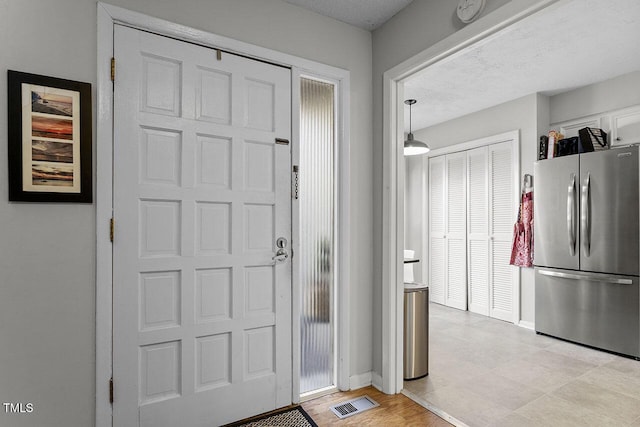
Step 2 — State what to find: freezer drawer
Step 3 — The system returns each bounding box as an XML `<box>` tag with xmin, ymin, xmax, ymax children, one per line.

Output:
<box><xmin>535</xmin><ymin>268</ymin><xmax>640</xmax><ymax>358</ymax></box>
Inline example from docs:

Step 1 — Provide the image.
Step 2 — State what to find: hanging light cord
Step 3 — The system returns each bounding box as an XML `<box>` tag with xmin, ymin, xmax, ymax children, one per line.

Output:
<box><xmin>410</xmin><ymin>102</ymin><xmax>414</xmax><ymax>134</ymax></box>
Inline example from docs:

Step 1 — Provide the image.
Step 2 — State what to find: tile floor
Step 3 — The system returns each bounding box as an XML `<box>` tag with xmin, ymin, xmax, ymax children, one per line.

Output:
<box><xmin>403</xmin><ymin>303</ymin><xmax>640</xmax><ymax>427</ymax></box>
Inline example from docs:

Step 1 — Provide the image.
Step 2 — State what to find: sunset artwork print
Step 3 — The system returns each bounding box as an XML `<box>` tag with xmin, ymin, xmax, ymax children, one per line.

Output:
<box><xmin>31</xmin><ymin>116</ymin><xmax>74</xmax><ymax>140</ymax></box>
<box><xmin>31</xmin><ymin>164</ymin><xmax>74</xmax><ymax>187</ymax></box>
<box><xmin>32</xmin><ymin>140</ymin><xmax>74</xmax><ymax>163</ymax></box>
<box><xmin>23</xmin><ymin>84</ymin><xmax>79</xmax><ymax>191</ymax></box>
<box><xmin>8</xmin><ymin>70</ymin><xmax>92</xmax><ymax>202</ymax></box>
<box><xmin>31</xmin><ymin>91</ymin><xmax>73</xmax><ymax>117</ymax></box>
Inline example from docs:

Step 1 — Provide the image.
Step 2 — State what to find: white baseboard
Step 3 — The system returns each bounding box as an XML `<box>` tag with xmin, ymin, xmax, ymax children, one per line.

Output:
<box><xmin>518</xmin><ymin>320</ymin><xmax>535</xmax><ymax>330</ymax></box>
<box><xmin>371</xmin><ymin>372</ymin><xmax>383</xmax><ymax>391</ymax></box>
<box><xmin>349</xmin><ymin>372</ymin><xmax>372</xmax><ymax>390</ymax></box>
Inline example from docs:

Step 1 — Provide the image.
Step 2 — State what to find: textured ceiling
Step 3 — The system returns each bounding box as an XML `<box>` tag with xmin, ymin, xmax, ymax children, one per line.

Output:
<box><xmin>284</xmin><ymin>0</ymin><xmax>414</xmax><ymax>30</ymax></box>
<box><xmin>404</xmin><ymin>0</ymin><xmax>640</xmax><ymax>131</ymax></box>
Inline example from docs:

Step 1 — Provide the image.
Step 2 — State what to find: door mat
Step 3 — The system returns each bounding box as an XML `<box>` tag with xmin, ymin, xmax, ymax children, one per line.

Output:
<box><xmin>223</xmin><ymin>406</ymin><xmax>318</xmax><ymax>427</ymax></box>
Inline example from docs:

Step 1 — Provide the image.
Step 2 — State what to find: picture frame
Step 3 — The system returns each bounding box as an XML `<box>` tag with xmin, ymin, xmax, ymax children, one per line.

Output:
<box><xmin>7</xmin><ymin>70</ymin><xmax>92</xmax><ymax>203</ymax></box>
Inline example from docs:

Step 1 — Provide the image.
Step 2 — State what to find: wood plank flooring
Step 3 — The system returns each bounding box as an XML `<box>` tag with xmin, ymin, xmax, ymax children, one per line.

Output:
<box><xmin>301</xmin><ymin>386</ymin><xmax>452</xmax><ymax>426</ymax></box>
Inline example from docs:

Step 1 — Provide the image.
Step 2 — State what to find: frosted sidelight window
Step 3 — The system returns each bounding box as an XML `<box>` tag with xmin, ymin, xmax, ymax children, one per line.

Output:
<box><xmin>299</xmin><ymin>77</ymin><xmax>336</xmax><ymax>394</ymax></box>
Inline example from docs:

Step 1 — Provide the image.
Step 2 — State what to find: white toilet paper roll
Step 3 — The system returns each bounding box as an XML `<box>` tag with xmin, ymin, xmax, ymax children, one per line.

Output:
<box><xmin>404</xmin><ymin>249</ymin><xmax>415</xmax><ymax>283</ymax></box>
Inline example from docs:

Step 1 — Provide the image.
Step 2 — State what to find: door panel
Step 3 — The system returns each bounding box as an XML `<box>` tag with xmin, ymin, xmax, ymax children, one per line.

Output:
<box><xmin>467</xmin><ymin>147</ymin><xmax>489</xmax><ymax>315</ymax></box>
<box><xmin>429</xmin><ymin>156</ymin><xmax>446</xmax><ymax>304</ymax></box>
<box><xmin>490</xmin><ymin>240</ymin><xmax>513</xmax><ymax>321</ymax></box>
<box><xmin>580</xmin><ymin>147</ymin><xmax>639</xmax><ymax>275</ymax></box>
<box><xmin>113</xmin><ymin>25</ymin><xmax>291</xmax><ymax>427</ymax></box>
<box><xmin>445</xmin><ymin>152</ymin><xmax>467</xmax><ymax>310</ymax></box>
<box><xmin>489</xmin><ymin>142</ymin><xmax>515</xmax><ymax>322</ymax></box>
<box><xmin>446</xmin><ymin>238</ymin><xmax>467</xmax><ymax>309</ymax></box>
<box><xmin>429</xmin><ymin>239</ymin><xmax>446</xmax><ymax>304</ymax></box>
<box><xmin>533</xmin><ymin>155</ymin><xmax>579</xmax><ymax>270</ymax></box>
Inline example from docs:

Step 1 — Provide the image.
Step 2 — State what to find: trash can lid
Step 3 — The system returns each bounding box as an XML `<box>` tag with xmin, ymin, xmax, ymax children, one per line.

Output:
<box><xmin>404</xmin><ymin>282</ymin><xmax>428</xmax><ymax>291</ymax></box>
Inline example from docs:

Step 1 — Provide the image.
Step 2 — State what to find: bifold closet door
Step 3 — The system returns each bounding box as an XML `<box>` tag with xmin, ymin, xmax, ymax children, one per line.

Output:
<box><xmin>429</xmin><ymin>141</ymin><xmax>515</xmax><ymax>319</ymax></box>
<box><xmin>465</xmin><ymin>142</ymin><xmax>515</xmax><ymax>321</ymax></box>
<box><xmin>428</xmin><ymin>153</ymin><xmax>467</xmax><ymax>310</ymax></box>
<box><xmin>429</xmin><ymin>156</ymin><xmax>446</xmax><ymax>305</ymax></box>
<box><xmin>445</xmin><ymin>152</ymin><xmax>468</xmax><ymax>310</ymax></box>
<box><xmin>467</xmin><ymin>147</ymin><xmax>489</xmax><ymax>316</ymax></box>
<box><xmin>488</xmin><ymin>142</ymin><xmax>515</xmax><ymax>322</ymax></box>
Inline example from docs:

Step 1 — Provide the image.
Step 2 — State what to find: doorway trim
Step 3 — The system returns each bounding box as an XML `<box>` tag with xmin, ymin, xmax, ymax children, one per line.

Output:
<box><xmin>96</xmin><ymin>3</ymin><xmax>350</xmax><ymax>425</ymax></box>
<box><xmin>381</xmin><ymin>0</ymin><xmax>562</xmax><ymax>394</ymax></box>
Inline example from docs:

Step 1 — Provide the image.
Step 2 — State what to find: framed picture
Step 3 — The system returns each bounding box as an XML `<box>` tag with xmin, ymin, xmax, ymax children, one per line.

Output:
<box><xmin>8</xmin><ymin>70</ymin><xmax>92</xmax><ymax>203</ymax></box>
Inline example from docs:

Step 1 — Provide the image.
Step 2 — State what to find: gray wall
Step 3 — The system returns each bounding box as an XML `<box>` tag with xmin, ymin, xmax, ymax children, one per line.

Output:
<box><xmin>0</xmin><ymin>1</ymin><xmax>372</xmax><ymax>426</ymax></box>
<box><xmin>0</xmin><ymin>2</ymin><xmax>98</xmax><ymax>427</ymax></box>
<box><xmin>550</xmin><ymin>71</ymin><xmax>640</xmax><ymax>124</ymax></box>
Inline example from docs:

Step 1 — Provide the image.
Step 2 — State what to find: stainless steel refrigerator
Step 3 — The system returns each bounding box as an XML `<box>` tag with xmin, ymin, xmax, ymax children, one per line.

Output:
<box><xmin>534</xmin><ymin>146</ymin><xmax>640</xmax><ymax>359</ymax></box>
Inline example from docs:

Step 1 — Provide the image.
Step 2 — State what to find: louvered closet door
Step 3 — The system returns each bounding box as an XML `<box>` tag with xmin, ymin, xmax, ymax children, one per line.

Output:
<box><xmin>467</xmin><ymin>147</ymin><xmax>489</xmax><ymax>316</ymax></box>
<box><xmin>428</xmin><ymin>156</ymin><xmax>446</xmax><ymax>305</ymax></box>
<box><xmin>445</xmin><ymin>152</ymin><xmax>468</xmax><ymax>310</ymax></box>
<box><xmin>489</xmin><ymin>142</ymin><xmax>515</xmax><ymax>322</ymax></box>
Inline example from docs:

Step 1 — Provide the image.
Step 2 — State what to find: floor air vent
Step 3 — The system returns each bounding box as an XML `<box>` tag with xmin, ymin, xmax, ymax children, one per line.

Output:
<box><xmin>329</xmin><ymin>395</ymin><xmax>379</xmax><ymax>419</ymax></box>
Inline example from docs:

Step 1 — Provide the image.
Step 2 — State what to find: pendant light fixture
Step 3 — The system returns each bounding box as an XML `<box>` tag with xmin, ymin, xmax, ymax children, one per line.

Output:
<box><xmin>404</xmin><ymin>99</ymin><xmax>430</xmax><ymax>156</ymax></box>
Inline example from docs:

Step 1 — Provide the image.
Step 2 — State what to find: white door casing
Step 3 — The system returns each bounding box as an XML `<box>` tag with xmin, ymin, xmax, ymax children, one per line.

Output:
<box><xmin>112</xmin><ymin>24</ymin><xmax>291</xmax><ymax>427</ymax></box>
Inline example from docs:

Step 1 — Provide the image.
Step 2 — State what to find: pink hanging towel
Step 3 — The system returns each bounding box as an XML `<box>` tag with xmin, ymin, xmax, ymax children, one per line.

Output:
<box><xmin>510</xmin><ymin>191</ymin><xmax>533</xmax><ymax>267</ymax></box>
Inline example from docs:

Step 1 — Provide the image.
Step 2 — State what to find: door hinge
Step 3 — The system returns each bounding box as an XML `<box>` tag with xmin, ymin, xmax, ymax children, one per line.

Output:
<box><xmin>109</xmin><ymin>377</ymin><xmax>114</xmax><ymax>404</ymax></box>
<box><xmin>110</xmin><ymin>218</ymin><xmax>114</xmax><ymax>242</ymax></box>
<box><xmin>110</xmin><ymin>57</ymin><xmax>116</xmax><ymax>81</ymax></box>
<box><xmin>216</xmin><ymin>49</ymin><xmax>222</xmax><ymax>61</ymax></box>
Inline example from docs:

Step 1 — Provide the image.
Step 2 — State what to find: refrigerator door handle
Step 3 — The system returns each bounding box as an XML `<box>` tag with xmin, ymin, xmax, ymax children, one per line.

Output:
<box><xmin>538</xmin><ymin>269</ymin><xmax>633</xmax><ymax>285</ymax></box>
<box><xmin>567</xmin><ymin>173</ymin><xmax>576</xmax><ymax>256</ymax></box>
<box><xmin>581</xmin><ymin>173</ymin><xmax>591</xmax><ymax>257</ymax></box>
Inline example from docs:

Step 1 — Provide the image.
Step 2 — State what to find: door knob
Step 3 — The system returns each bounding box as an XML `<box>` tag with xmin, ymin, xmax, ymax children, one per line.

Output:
<box><xmin>273</xmin><ymin>248</ymin><xmax>289</xmax><ymax>263</ymax></box>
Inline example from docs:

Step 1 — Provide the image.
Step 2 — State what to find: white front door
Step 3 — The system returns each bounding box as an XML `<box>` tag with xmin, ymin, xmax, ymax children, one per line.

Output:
<box><xmin>112</xmin><ymin>25</ymin><xmax>292</xmax><ymax>427</ymax></box>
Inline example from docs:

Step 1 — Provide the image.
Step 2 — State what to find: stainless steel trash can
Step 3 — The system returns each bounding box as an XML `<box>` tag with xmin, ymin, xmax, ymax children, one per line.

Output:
<box><xmin>404</xmin><ymin>283</ymin><xmax>429</xmax><ymax>380</ymax></box>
